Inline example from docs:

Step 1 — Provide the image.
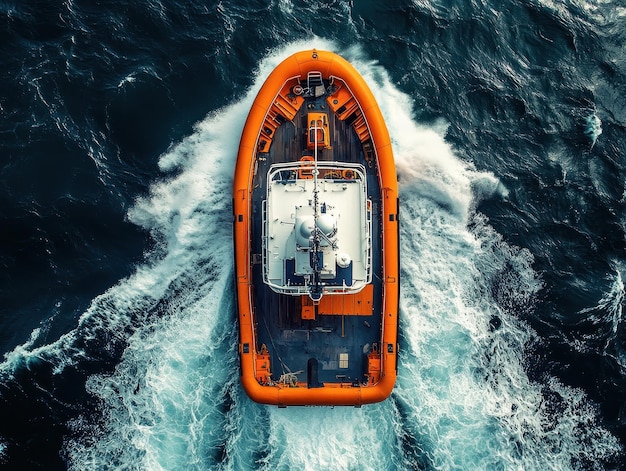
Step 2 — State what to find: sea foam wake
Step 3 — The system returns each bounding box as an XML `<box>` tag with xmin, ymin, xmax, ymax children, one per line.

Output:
<box><xmin>2</xmin><ymin>41</ymin><xmax>621</xmax><ymax>470</ymax></box>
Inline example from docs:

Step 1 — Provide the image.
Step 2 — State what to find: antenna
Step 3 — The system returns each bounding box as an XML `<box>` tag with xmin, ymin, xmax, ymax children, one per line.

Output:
<box><xmin>310</xmin><ymin>116</ymin><xmax>322</xmax><ymax>302</ymax></box>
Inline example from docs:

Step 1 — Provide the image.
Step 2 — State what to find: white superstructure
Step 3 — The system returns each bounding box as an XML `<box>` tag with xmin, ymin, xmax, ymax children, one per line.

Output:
<box><xmin>262</xmin><ymin>161</ymin><xmax>372</xmax><ymax>301</ymax></box>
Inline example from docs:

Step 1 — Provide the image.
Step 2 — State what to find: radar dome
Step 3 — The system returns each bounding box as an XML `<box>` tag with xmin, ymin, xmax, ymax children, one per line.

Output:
<box><xmin>296</xmin><ymin>216</ymin><xmax>315</xmax><ymax>246</ymax></box>
<box><xmin>317</xmin><ymin>213</ymin><xmax>336</xmax><ymax>237</ymax></box>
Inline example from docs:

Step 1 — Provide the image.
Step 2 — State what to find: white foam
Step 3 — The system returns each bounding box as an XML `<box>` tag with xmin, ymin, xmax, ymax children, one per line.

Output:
<box><xmin>379</xmin><ymin>77</ymin><xmax>622</xmax><ymax>464</ymax></box>
<box><xmin>64</xmin><ymin>97</ymin><xmax>240</xmax><ymax>469</ymax></box>
<box><xmin>0</xmin><ymin>437</ymin><xmax>6</xmax><ymax>465</ymax></box>
<box><xmin>584</xmin><ymin>112</ymin><xmax>602</xmax><ymax>148</ymax></box>
<box><xmin>609</xmin><ymin>265</ymin><xmax>626</xmax><ymax>372</ymax></box>
<box><xmin>346</xmin><ymin>49</ymin><xmax>505</xmax><ymax>221</ymax></box>
<box><xmin>66</xmin><ymin>269</ymin><xmax>238</xmax><ymax>470</ymax></box>
<box><xmin>258</xmin><ymin>406</ymin><xmax>397</xmax><ymax>470</ymax></box>
<box><xmin>117</xmin><ymin>73</ymin><xmax>136</xmax><ymax>88</ymax></box>
<box><xmin>593</xmin><ymin>268</ymin><xmax>625</xmax><ymax>360</ymax></box>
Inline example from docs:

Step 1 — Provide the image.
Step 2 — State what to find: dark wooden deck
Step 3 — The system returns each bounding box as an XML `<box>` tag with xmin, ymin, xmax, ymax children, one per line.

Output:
<box><xmin>250</xmin><ymin>89</ymin><xmax>383</xmax><ymax>386</ymax></box>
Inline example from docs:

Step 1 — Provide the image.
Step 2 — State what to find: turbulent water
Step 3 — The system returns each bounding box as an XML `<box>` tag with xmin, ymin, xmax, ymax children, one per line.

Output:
<box><xmin>1</xmin><ymin>1</ymin><xmax>626</xmax><ymax>469</ymax></box>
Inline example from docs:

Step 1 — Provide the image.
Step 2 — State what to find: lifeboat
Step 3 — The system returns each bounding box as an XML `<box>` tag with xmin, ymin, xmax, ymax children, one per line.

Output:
<box><xmin>233</xmin><ymin>50</ymin><xmax>399</xmax><ymax>406</ymax></box>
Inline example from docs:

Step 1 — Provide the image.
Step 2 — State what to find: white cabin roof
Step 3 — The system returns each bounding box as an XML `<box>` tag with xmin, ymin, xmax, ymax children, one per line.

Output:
<box><xmin>263</xmin><ymin>162</ymin><xmax>371</xmax><ymax>300</ymax></box>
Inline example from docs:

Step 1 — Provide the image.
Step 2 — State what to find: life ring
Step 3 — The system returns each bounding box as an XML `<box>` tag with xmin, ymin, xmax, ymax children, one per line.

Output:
<box><xmin>342</xmin><ymin>169</ymin><xmax>355</xmax><ymax>179</ymax></box>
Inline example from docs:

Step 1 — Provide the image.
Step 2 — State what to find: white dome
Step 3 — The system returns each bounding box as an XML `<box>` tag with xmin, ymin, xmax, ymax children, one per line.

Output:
<box><xmin>337</xmin><ymin>253</ymin><xmax>351</xmax><ymax>268</ymax></box>
<box><xmin>296</xmin><ymin>216</ymin><xmax>314</xmax><ymax>246</ymax></box>
<box><xmin>317</xmin><ymin>213</ymin><xmax>336</xmax><ymax>237</ymax></box>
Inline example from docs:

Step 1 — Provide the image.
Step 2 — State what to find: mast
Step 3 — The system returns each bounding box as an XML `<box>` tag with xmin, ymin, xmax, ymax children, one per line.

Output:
<box><xmin>310</xmin><ymin>116</ymin><xmax>323</xmax><ymax>302</ymax></box>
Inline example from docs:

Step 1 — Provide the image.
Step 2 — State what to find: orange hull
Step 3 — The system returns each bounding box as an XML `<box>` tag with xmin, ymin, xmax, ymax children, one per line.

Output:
<box><xmin>233</xmin><ymin>50</ymin><xmax>399</xmax><ymax>406</ymax></box>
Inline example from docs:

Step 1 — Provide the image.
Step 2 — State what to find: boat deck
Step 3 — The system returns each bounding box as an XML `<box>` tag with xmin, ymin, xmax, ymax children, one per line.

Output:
<box><xmin>250</xmin><ymin>91</ymin><xmax>383</xmax><ymax>387</ymax></box>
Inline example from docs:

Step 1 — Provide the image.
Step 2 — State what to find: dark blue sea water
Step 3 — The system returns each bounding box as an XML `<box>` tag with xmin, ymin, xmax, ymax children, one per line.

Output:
<box><xmin>1</xmin><ymin>0</ymin><xmax>625</xmax><ymax>469</ymax></box>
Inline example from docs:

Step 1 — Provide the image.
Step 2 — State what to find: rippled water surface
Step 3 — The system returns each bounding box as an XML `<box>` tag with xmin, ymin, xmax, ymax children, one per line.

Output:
<box><xmin>1</xmin><ymin>1</ymin><xmax>625</xmax><ymax>469</ymax></box>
